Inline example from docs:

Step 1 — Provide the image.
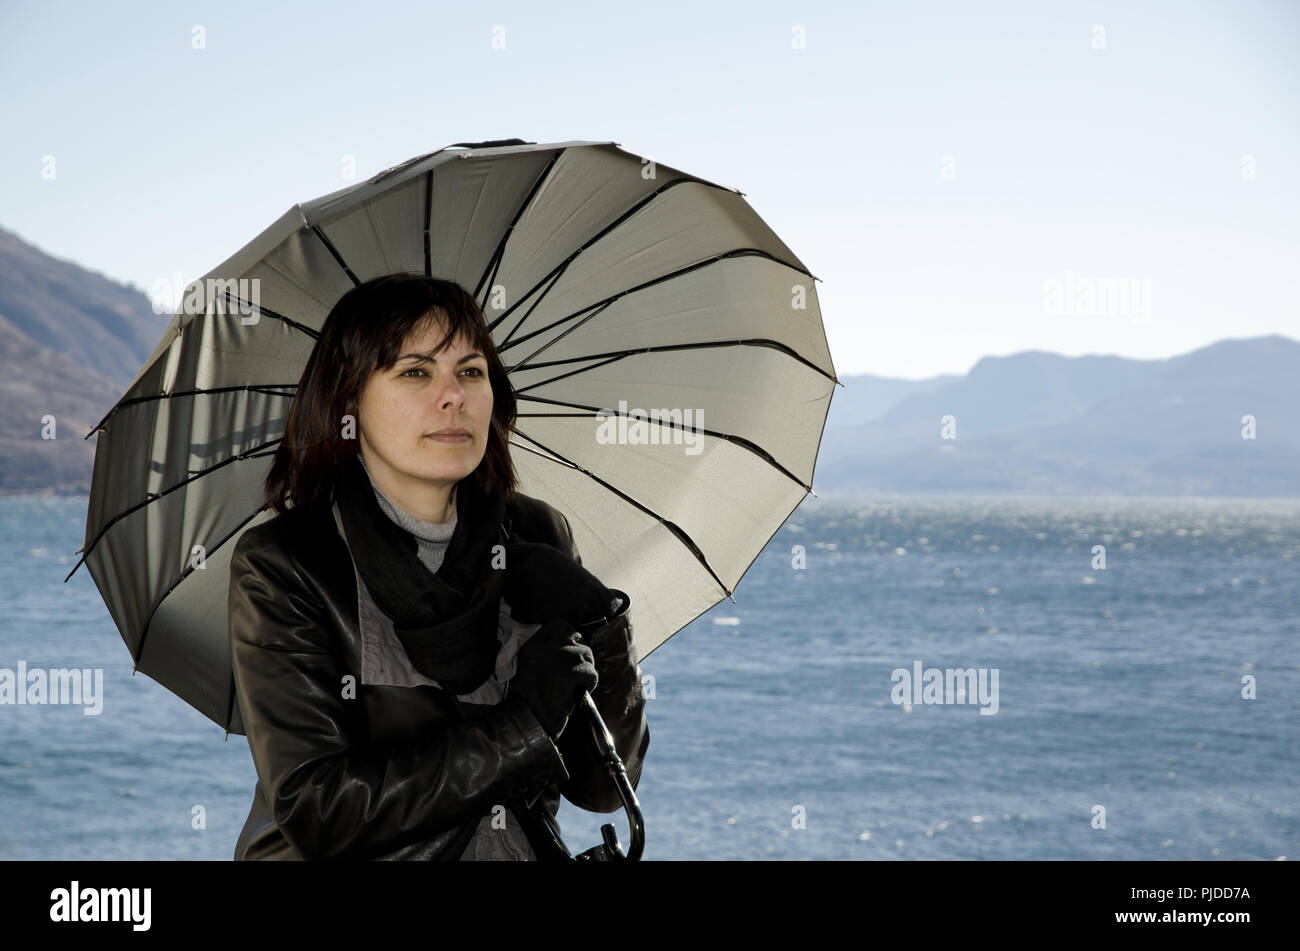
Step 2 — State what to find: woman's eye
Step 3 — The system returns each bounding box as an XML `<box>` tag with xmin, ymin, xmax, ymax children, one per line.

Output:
<box><xmin>400</xmin><ymin>366</ymin><xmax>484</xmax><ymax>378</ymax></box>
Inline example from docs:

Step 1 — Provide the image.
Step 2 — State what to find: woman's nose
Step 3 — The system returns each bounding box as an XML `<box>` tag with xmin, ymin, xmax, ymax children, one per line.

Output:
<box><xmin>437</xmin><ymin>376</ymin><xmax>465</xmax><ymax>410</ymax></box>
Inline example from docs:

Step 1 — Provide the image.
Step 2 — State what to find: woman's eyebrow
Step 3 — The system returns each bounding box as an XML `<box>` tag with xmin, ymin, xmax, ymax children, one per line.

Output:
<box><xmin>398</xmin><ymin>351</ymin><xmax>485</xmax><ymax>365</ymax></box>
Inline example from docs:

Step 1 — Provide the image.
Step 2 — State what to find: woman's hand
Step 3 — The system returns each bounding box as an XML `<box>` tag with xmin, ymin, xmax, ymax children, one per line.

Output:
<box><xmin>508</xmin><ymin>618</ymin><xmax>599</xmax><ymax>742</ymax></box>
<box><xmin>502</xmin><ymin>541</ymin><xmax>621</xmax><ymax>633</ymax></box>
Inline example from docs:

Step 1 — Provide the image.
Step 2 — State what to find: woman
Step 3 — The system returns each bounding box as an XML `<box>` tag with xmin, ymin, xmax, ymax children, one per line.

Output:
<box><xmin>227</xmin><ymin>272</ymin><xmax>650</xmax><ymax>860</ymax></box>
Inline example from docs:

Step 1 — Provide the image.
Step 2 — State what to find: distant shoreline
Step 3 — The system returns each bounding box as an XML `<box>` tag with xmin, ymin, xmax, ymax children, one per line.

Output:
<box><xmin>4</xmin><ymin>487</ymin><xmax>1297</xmax><ymax>506</ymax></box>
<box><xmin>0</xmin><ymin>489</ymin><xmax>90</xmax><ymax>498</ymax></box>
<box><xmin>807</xmin><ymin>490</ymin><xmax>1300</xmax><ymax>506</ymax></box>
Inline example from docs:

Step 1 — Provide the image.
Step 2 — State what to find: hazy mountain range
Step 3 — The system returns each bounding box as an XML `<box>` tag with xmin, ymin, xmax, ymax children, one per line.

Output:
<box><xmin>815</xmin><ymin>337</ymin><xmax>1300</xmax><ymax>498</ymax></box>
<box><xmin>0</xmin><ymin>224</ymin><xmax>1295</xmax><ymax>498</ymax></box>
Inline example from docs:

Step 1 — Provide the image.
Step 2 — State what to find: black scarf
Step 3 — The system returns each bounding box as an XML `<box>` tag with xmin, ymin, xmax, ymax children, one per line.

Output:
<box><xmin>333</xmin><ymin>452</ymin><xmax>625</xmax><ymax>696</ymax></box>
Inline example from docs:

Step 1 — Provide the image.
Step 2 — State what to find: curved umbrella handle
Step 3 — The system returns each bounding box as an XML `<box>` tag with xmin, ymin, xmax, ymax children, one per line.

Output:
<box><xmin>575</xmin><ymin>689</ymin><xmax>645</xmax><ymax>861</ymax></box>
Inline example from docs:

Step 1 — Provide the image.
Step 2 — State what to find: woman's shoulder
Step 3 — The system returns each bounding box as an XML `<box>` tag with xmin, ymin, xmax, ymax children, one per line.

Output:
<box><xmin>231</xmin><ymin>502</ymin><xmax>346</xmax><ymax>572</ymax></box>
<box><xmin>232</xmin><ymin>492</ymin><xmax>573</xmax><ymax>562</ymax></box>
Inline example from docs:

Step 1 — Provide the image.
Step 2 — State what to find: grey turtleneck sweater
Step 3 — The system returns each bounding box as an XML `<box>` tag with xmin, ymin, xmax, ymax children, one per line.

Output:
<box><xmin>358</xmin><ymin>459</ymin><xmax>539</xmax><ymax>861</ymax></box>
<box><xmin>362</xmin><ymin>461</ymin><xmax>460</xmax><ymax>569</ymax></box>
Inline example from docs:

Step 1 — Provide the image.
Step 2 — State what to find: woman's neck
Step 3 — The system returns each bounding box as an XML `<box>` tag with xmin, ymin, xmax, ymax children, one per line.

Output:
<box><xmin>357</xmin><ymin>455</ymin><xmax>457</xmax><ymax>524</ymax></box>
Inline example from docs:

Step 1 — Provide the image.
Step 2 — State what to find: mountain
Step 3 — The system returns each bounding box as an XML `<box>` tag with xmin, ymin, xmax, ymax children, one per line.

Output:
<box><xmin>0</xmin><ymin>226</ymin><xmax>166</xmax><ymax>494</ymax></box>
<box><xmin>0</xmin><ymin>226</ymin><xmax>165</xmax><ymax>388</ymax></box>
<box><xmin>814</xmin><ymin>336</ymin><xmax>1300</xmax><ymax>498</ymax></box>
<box><xmin>819</xmin><ymin>372</ymin><xmax>959</xmax><ymax>439</ymax></box>
<box><xmin>817</xmin><ymin>352</ymin><xmax>1153</xmax><ymax>464</ymax></box>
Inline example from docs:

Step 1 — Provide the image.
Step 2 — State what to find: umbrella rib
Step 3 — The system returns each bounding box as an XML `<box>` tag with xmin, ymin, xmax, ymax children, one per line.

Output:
<box><xmin>423</xmin><ymin>170</ymin><xmax>433</xmax><ymax>277</ymax></box>
<box><xmin>132</xmin><ymin>500</ymin><xmax>273</xmax><ymax>679</ymax></box>
<box><xmin>474</xmin><ymin>149</ymin><xmax>564</xmax><ymax>303</ymax></box>
<box><xmin>64</xmin><ymin>441</ymin><xmax>283</xmax><ymax>582</ymax></box>
<box><xmin>502</xmin><ymin>300</ymin><xmax>614</xmax><ymax>371</ymax></box>
<box><xmin>499</xmin><ymin>247</ymin><xmax>816</xmax><ymax>367</ymax></box>
<box><xmin>483</xmin><ymin>175</ymin><xmax>742</xmax><ymax>338</ymax></box>
<box><xmin>510</xmin><ymin>338</ymin><xmax>839</xmax><ymax>392</ymax></box>
<box><xmin>495</xmin><ymin>266</ymin><xmax>570</xmax><ymax>352</ymax></box>
<box><xmin>225</xmin><ymin>670</ymin><xmax>237</xmax><ymax>738</ymax></box>
<box><xmin>513</xmin><ymin>394</ymin><xmax>813</xmax><ymax>493</ymax></box>
<box><xmin>86</xmin><ymin>294</ymin><xmax>316</xmax><ymax>436</ymax></box>
<box><xmin>84</xmin><ymin>384</ymin><xmax>298</xmax><ymax>440</ymax></box>
<box><xmin>214</xmin><ymin>292</ymin><xmax>321</xmax><ymax>338</ymax></box>
<box><xmin>508</xmin><ymin>430</ymin><xmax>736</xmax><ymax>602</ymax></box>
<box><xmin>309</xmin><ymin>224</ymin><xmax>360</xmax><ymax>286</ymax></box>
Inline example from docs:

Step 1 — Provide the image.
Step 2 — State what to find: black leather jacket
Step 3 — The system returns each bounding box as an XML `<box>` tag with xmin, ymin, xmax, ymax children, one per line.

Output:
<box><xmin>227</xmin><ymin>491</ymin><xmax>650</xmax><ymax>860</ymax></box>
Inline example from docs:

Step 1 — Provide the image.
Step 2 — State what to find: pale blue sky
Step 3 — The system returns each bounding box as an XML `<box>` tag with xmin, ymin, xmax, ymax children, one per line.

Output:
<box><xmin>1</xmin><ymin>0</ymin><xmax>1296</xmax><ymax>378</ymax></box>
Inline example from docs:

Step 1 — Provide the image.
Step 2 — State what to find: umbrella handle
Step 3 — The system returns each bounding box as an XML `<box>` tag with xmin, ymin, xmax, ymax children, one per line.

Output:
<box><xmin>575</xmin><ymin>689</ymin><xmax>645</xmax><ymax>861</ymax></box>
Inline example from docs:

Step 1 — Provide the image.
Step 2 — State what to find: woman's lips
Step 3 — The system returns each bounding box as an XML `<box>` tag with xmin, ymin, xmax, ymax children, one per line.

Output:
<box><xmin>428</xmin><ymin>433</ymin><xmax>470</xmax><ymax>442</ymax></box>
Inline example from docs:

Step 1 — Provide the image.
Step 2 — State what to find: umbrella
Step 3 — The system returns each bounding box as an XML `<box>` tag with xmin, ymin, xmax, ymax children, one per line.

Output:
<box><xmin>69</xmin><ymin>136</ymin><xmax>839</xmax><ymax>749</ymax></box>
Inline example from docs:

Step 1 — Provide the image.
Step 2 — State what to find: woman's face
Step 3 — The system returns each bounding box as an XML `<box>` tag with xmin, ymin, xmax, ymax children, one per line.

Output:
<box><xmin>356</xmin><ymin>312</ymin><xmax>493</xmax><ymax>513</ymax></box>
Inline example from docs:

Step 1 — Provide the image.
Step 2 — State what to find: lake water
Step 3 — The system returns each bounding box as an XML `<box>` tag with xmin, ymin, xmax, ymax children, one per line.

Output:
<box><xmin>1</xmin><ymin>493</ymin><xmax>1296</xmax><ymax>860</ymax></box>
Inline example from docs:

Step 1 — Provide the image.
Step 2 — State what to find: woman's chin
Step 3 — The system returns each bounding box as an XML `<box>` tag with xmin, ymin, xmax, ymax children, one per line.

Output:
<box><xmin>409</xmin><ymin>460</ymin><xmax>481</xmax><ymax>484</ymax></box>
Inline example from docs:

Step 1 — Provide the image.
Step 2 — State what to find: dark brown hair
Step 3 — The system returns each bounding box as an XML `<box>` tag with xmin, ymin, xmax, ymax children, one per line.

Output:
<box><xmin>264</xmin><ymin>273</ymin><xmax>518</xmax><ymax>515</ymax></box>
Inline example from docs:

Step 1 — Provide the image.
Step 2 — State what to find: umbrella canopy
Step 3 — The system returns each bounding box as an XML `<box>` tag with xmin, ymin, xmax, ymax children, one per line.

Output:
<box><xmin>70</xmin><ymin>138</ymin><xmax>839</xmax><ymax>736</ymax></box>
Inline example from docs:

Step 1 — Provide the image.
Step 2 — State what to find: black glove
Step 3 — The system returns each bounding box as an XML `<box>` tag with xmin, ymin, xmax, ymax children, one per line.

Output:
<box><xmin>503</xmin><ymin>542</ymin><xmax>622</xmax><ymax>635</ymax></box>
<box><xmin>509</xmin><ymin>618</ymin><xmax>599</xmax><ymax>742</ymax></box>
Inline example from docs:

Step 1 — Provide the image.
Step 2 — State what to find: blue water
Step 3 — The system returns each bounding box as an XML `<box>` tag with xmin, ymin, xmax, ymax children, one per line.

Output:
<box><xmin>1</xmin><ymin>493</ymin><xmax>1296</xmax><ymax>860</ymax></box>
